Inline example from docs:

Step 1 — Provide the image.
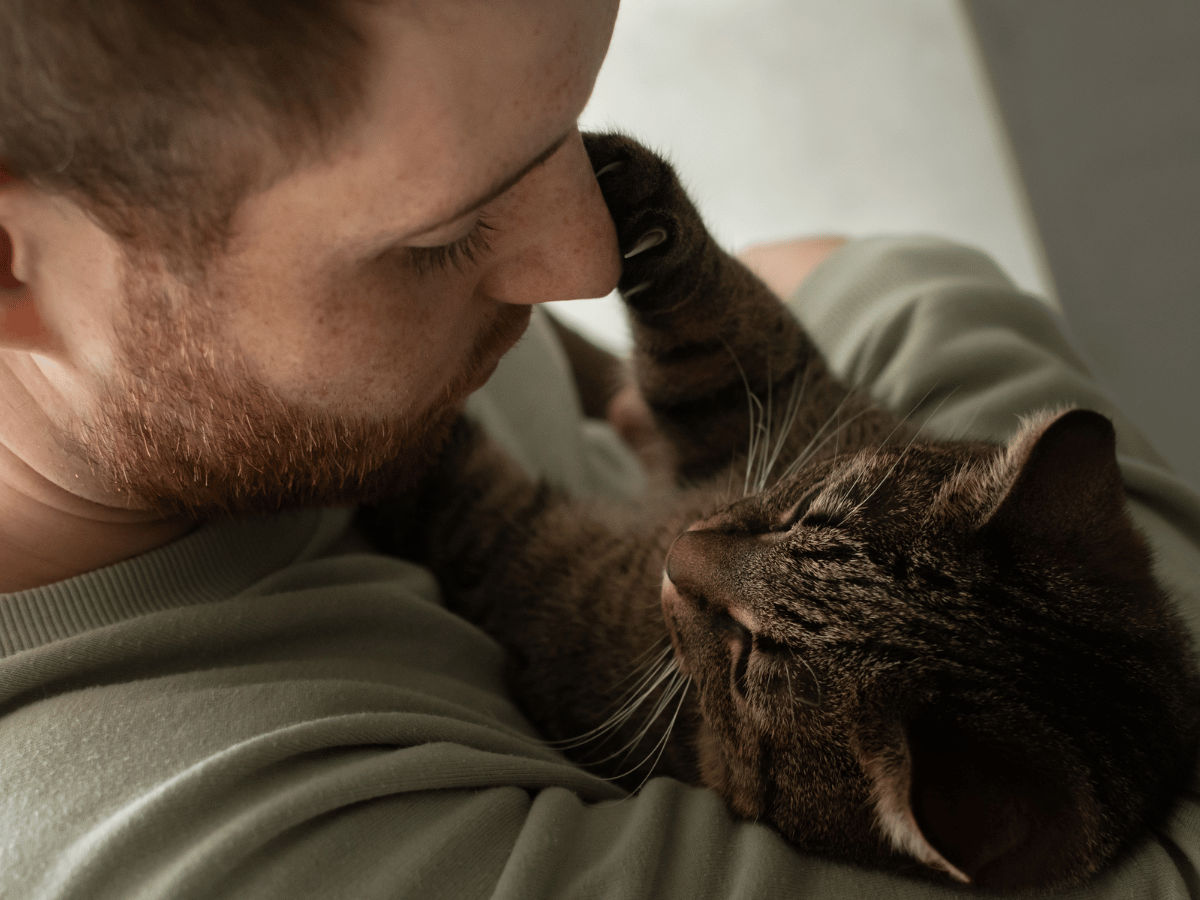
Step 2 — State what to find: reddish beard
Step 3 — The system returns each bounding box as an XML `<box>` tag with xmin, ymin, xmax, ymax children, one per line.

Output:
<box><xmin>55</xmin><ymin>262</ymin><xmax>531</xmax><ymax>520</ymax></box>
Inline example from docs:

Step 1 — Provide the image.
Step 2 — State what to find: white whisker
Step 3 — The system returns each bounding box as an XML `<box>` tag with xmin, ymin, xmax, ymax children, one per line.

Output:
<box><xmin>608</xmin><ymin>642</ymin><xmax>673</xmax><ymax>700</ymax></box>
<box><xmin>844</xmin><ymin>386</ymin><xmax>958</xmax><ymax>520</ymax></box>
<box><xmin>612</xmin><ymin>675</ymin><xmax>693</xmax><ymax>794</ymax></box>
<box><xmin>777</xmin><ymin>400</ymin><xmax>870</xmax><ymax>483</ymax></box>
<box><xmin>719</xmin><ymin>339</ymin><xmax>760</xmax><ymax>497</ymax></box>
<box><xmin>547</xmin><ymin>649</ymin><xmax>678</xmax><ymax>750</ymax></box>
<box><xmin>793</xmin><ymin>648</ymin><xmax>823</xmax><ymax>709</ymax></box>
<box><xmin>577</xmin><ymin>669</ymin><xmax>686</xmax><ymax>765</ymax></box>
<box><xmin>756</xmin><ymin>370</ymin><xmax>808</xmax><ymax>492</ymax></box>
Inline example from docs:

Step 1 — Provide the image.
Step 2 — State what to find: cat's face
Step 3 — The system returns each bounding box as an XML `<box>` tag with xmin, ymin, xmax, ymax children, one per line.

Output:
<box><xmin>660</xmin><ymin>410</ymin><xmax>1200</xmax><ymax>889</ymax></box>
<box><xmin>663</xmin><ymin>442</ymin><xmax>994</xmax><ymax>864</ymax></box>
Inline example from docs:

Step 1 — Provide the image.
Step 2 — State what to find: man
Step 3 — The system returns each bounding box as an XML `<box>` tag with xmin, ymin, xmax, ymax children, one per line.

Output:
<box><xmin>0</xmin><ymin>0</ymin><xmax>623</xmax><ymax>591</ymax></box>
<box><xmin>2</xmin><ymin>1</ymin><xmax>1197</xmax><ymax>898</ymax></box>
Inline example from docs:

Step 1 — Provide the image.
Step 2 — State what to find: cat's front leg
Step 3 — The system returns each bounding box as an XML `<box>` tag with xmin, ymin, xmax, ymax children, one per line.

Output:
<box><xmin>583</xmin><ymin>133</ymin><xmax>891</xmax><ymax>484</ymax></box>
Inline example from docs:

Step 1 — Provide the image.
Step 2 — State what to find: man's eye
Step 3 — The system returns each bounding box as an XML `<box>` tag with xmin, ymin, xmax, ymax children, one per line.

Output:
<box><xmin>407</xmin><ymin>214</ymin><xmax>497</xmax><ymax>276</ymax></box>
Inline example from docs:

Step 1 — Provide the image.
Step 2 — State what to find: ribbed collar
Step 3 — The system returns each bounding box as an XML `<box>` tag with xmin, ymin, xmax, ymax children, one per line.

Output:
<box><xmin>0</xmin><ymin>506</ymin><xmax>353</xmax><ymax>657</ymax></box>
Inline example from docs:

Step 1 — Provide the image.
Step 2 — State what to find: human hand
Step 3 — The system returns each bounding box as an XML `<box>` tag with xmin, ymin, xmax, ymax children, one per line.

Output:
<box><xmin>737</xmin><ymin>236</ymin><xmax>848</xmax><ymax>300</ymax></box>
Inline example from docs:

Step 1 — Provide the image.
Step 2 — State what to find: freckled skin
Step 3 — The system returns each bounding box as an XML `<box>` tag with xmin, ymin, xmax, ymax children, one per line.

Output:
<box><xmin>365</xmin><ymin>134</ymin><xmax>1200</xmax><ymax>892</ymax></box>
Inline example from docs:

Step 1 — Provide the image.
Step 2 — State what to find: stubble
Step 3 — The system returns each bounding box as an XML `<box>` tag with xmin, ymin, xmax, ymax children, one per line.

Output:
<box><xmin>55</xmin><ymin>255</ymin><xmax>530</xmax><ymax>520</ymax></box>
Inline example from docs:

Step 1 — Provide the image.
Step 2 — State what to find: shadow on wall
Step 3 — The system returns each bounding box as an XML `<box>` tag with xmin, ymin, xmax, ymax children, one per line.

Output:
<box><xmin>553</xmin><ymin>0</ymin><xmax>1044</xmax><ymax>354</ymax></box>
<box><xmin>963</xmin><ymin>0</ymin><xmax>1200</xmax><ymax>490</ymax></box>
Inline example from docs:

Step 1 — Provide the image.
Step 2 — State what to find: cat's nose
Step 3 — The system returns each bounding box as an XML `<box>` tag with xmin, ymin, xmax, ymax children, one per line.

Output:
<box><xmin>666</xmin><ymin>529</ymin><xmax>761</xmax><ymax>616</ymax></box>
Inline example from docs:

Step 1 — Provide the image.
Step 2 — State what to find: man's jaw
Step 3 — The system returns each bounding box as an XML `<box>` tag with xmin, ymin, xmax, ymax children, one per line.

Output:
<box><xmin>61</xmin><ymin>300</ymin><xmax>535</xmax><ymax>522</ymax></box>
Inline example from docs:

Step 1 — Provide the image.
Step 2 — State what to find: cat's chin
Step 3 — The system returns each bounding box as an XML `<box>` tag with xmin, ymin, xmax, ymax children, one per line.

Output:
<box><xmin>694</xmin><ymin>720</ymin><xmax>727</xmax><ymax>792</ymax></box>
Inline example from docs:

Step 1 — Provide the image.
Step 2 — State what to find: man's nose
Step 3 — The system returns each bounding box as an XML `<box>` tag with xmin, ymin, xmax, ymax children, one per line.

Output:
<box><xmin>476</xmin><ymin>131</ymin><xmax>621</xmax><ymax>306</ymax></box>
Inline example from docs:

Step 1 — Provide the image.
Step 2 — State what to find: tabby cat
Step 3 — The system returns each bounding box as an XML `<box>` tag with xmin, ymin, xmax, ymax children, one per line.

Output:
<box><xmin>362</xmin><ymin>133</ymin><xmax>1200</xmax><ymax>891</ymax></box>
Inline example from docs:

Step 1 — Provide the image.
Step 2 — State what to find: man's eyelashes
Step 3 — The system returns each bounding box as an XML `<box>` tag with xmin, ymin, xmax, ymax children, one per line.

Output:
<box><xmin>406</xmin><ymin>215</ymin><xmax>497</xmax><ymax>276</ymax></box>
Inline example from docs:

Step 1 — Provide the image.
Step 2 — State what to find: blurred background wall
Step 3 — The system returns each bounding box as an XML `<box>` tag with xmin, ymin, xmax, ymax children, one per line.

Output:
<box><xmin>548</xmin><ymin>0</ymin><xmax>1199</xmax><ymax>490</ymax></box>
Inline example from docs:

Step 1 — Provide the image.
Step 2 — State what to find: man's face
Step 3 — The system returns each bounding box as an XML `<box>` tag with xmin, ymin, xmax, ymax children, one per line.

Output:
<box><xmin>56</xmin><ymin>0</ymin><xmax>622</xmax><ymax>518</ymax></box>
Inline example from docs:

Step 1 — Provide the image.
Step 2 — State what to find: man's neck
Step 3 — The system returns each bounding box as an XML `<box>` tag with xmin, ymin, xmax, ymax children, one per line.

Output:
<box><xmin>0</xmin><ymin>445</ymin><xmax>198</xmax><ymax>593</ymax></box>
<box><xmin>0</xmin><ymin>357</ymin><xmax>197</xmax><ymax>593</ymax></box>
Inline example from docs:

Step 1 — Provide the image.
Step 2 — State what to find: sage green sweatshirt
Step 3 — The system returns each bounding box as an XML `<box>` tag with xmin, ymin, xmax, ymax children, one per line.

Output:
<box><xmin>2</xmin><ymin>237</ymin><xmax>1197</xmax><ymax>899</ymax></box>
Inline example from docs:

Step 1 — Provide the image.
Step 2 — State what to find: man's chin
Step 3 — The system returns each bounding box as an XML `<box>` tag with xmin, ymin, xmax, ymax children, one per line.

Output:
<box><xmin>80</xmin><ymin>277</ymin><xmax>531</xmax><ymax>522</ymax></box>
<box><xmin>69</xmin><ymin>389</ymin><xmax>467</xmax><ymax>522</ymax></box>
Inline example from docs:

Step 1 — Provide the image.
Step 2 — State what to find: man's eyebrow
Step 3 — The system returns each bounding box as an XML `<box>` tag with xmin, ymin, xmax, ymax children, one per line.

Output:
<box><xmin>412</xmin><ymin>130</ymin><xmax>574</xmax><ymax>234</ymax></box>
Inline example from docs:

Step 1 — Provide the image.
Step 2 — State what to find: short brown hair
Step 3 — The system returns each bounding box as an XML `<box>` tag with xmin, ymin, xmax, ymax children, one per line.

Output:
<box><xmin>0</xmin><ymin>0</ymin><xmax>368</xmax><ymax>275</ymax></box>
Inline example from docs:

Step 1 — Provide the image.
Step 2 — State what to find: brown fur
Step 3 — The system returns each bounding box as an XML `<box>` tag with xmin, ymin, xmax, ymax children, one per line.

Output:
<box><xmin>362</xmin><ymin>133</ymin><xmax>1200</xmax><ymax>892</ymax></box>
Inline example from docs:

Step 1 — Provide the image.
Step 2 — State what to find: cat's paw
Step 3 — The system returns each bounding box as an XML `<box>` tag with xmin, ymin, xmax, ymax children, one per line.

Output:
<box><xmin>583</xmin><ymin>132</ymin><xmax>713</xmax><ymax>315</ymax></box>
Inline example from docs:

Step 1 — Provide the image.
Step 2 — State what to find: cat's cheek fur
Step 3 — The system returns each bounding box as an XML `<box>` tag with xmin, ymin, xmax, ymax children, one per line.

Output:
<box><xmin>660</xmin><ymin>573</ymin><xmax>692</xmax><ymax>676</ymax></box>
<box><xmin>673</xmin><ymin>609</ymin><xmax>771</xmax><ymax>821</ymax></box>
<box><xmin>708</xmin><ymin>724</ymin><xmax>772</xmax><ymax>824</ymax></box>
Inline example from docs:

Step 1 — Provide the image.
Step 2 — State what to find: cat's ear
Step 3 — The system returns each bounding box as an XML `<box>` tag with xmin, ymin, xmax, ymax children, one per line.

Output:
<box><xmin>855</xmin><ymin>714</ymin><xmax>1099</xmax><ymax>889</ymax></box>
<box><xmin>853</xmin><ymin>718</ymin><xmax>971</xmax><ymax>885</ymax></box>
<box><xmin>982</xmin><ymin>408</ymin><xmax>1151</xmax><ymax>582</ymax></box>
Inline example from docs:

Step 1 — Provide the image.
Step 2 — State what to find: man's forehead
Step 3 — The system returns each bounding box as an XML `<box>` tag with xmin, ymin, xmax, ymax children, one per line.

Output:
<box><xmin>225</xmin><ymin>0</ymin><xmax>615</xmax><ymax>265</ymax></box>
<box><xmin>246</xmin><ymin>1</ymin><xmax>603</xmax><ymax>243</ymax></box>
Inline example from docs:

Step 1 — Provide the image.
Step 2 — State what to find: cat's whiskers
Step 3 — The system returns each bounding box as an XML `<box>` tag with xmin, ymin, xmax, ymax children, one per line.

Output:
<box><xmin>806</xmin><ymin>385</ymin><xmax>945</xmax><ymax>520</ymax></box>
<box><xmin>776</xmin><ymin>378</ymin><xmax>948</xmax><ymax>490</ymax></box>
<box><xmin>792</xmin><ymin>648</ymin><xmax>823</xmax><ymax>710</ymax></box>
<box><xmin>615</xmin><ymin>668</ymin><xmax>688</xmax><ymax>763</ymax></box>
<box><xmin>775</xmin><ymin>397</ymin><xmax>871</xmax><ymax>485</ymax></box>
<box><xmin>720</xmin><ymin>339</ymin><xmax>790</xmax><ymax>497</ymax></box>
<box><xmin>579</xmin><ymin>667</ymin><xmax>689</xmax><ymax>770</ymax></box>
<box><xmin>720</xmin><ymin>340</ymin><xmax>765</xmax><ymax>498</ymax></box>
<box><xmin>548</xmin><ymin>646</ymin><xmax>689</xmax><ymax>766</ymax></box>
<box><xmin>606</xmin><ymin>640</ymin><xmax>674</xmax><ymax>699</ymax></box>
<box><xmin>843</xmin><ymin>387</ymin><xmax>956</xmax><ymax>522</ymax></box>
<box><xmin>753</xmin><ymin>371</ymin><xmax>808</xmax><ymax>494</ymax></box>
<box><xmin>746</xmin><ymin>392</ymin><xmax>767</xmax><ymax>496</ymax></box>
<box><xmin>610</xmin><ymin>672</ymin><xmax>693</xmax><ymax>795</ymax></box>
<box><xmin>610</xmin><ymin>646</ymin><xmax>680</xmax><ymax>717</ymax></box>
<box><xmin>761</xmin><ymin>354</ymin><xmax>774</xmax><ymax>492</ymax></box>
<box><xmin>768</xmin><ymin>645</ymin><xmax>823</xmax><ymax>714</ymax></box>
<box><xmin>545</xmin><ymin>648</ymin><xmax>675</xmax><ymax>750</ymax></box>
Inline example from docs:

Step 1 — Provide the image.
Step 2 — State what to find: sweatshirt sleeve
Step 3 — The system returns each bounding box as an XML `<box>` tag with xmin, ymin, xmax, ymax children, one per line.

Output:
<box><xmin>4</xmin><ymin>238</ymin><xmax>1196</xmax><ymax>900</ymax></box>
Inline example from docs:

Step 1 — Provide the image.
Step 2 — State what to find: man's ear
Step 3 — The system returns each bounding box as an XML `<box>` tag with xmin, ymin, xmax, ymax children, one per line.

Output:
<box><xmin>1</xmin><ymin>167</ymin><xmax>63</xmax><ymax>354</ymax></box>
<box><xmin>1</xmin><ymin>162</ymin><xmax>21</xmax><ymax>289</ymax></box>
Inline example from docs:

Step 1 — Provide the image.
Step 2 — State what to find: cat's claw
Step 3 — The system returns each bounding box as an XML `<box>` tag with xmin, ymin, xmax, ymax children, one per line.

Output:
<box><xmin>594</xmin><ymin>161</ymin><xmax>625</xmax><ymax>178</ymax></box>
<box><xmin>624</xmin><ymin>228</ymin><xmax>669</xmax><ymax>259</ymax></box>
<box><xmin>582</xmin><ymin>131</ymin><xmax>709</xmax><ymax>314</ymax></box>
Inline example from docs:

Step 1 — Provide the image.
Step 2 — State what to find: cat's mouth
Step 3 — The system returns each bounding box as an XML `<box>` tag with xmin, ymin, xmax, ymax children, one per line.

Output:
<box><xmin>662</xmin><ymin>528</ymin><xmax>761</xmax><ymax>680</ymax></box>
<box><xmin>660</xmin><ymin>572</ymin><xmax>693</xmax><ymax>675</ymax></box>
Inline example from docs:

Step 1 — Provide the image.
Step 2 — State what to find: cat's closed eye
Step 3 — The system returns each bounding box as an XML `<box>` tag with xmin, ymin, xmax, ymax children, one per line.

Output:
<box><xmin>798</xmin><ymin>511</ymin><xmax>843</xmax><ymax>530</ymax></box>
<box><xmin>771</xmin><ymin>483</ymin><xmax>825</xmax><ymax>531</ymax></box>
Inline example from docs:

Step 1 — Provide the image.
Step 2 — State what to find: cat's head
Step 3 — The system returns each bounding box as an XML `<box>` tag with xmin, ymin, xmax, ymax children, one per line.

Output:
<box><xmin>662</xmin><ymin>408</ymin><xmax>1200</xmax><ymax>891</ymax></box>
